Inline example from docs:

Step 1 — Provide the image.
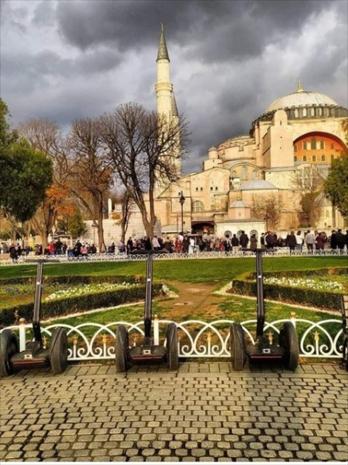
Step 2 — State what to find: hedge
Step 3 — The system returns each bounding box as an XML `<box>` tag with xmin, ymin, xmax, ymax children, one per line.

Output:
<box><xmin>0</xmin><ymin>283</ymin><xmax>162</xmax><ymax>327</ymax></box>
<box><xmin>0</xmin><ymin>275</ymin><xmax>142</xmax><ymax>286</ymax></box>
<box><xmin>231</xmin><ymin>277</ymin><xmax>342</xmax><ymax>311</ymax></box>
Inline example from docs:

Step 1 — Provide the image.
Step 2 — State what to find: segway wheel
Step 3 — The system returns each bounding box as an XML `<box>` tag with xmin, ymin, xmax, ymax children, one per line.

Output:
<box><xmin>342</xmin><ymin>336</ymin><xmax>348</xmax><ymax>372</ymax></box>
<box><xmin>115</xmin><ymin>325</ymin><xmax>129</xmax><ymax>373</ymax></box>
<box><xmin>279</xmin><ymin>322</ymin><xmax>299</xmax><ymax>371</ymax></box>
<box><xmin>0</xmin><ymin>330</ymin><xmax>19</xmax><ymax>377</ymax></box>
<box><xmin>49</xmin><ymin>328</ymin><xmax>68</xmax><ymax>374</ymax></box>
<box><xmin>166</xmin><ymin>323</ymin><xmax>178</xmax><ymax>370</ymax></box>
<box><xmin>230</xmin><ymin>323</ymin><xmax>246</xmax><ymax>371</ymax></box>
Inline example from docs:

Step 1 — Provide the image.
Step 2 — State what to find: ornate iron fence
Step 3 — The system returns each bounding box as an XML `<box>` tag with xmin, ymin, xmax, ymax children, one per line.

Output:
<box><xmin>1</xmin><ymin>248</ymin><xmax>347</xmax><ymax>266</ymax></box>
<box><xmin>0</xmin><ymin>317</ymin><xmax>343</xmax><ymax>361</ymax></box>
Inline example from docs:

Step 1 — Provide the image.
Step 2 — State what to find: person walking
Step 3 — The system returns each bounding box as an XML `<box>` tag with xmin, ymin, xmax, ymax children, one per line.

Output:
<box><xmin>295</xmin><ymin>231</ymin><xmax>303</xmax><ymax>251</ymax></box>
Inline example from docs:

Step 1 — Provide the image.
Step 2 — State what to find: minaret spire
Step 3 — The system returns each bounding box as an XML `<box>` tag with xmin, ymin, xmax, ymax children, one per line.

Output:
<box><xmin>157</xmin><ymin>23</ymin><xmax>170</xmax><ymax>62</ymax></box>
<box><xmin>296</xmin><ymin>79</ymin><xmax>304</xmax><ymax>92</ymax></box>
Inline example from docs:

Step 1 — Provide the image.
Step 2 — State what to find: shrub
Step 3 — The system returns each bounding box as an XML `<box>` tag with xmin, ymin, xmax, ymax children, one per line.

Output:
<box><xmin>0</xmin><ymin>283</ymin><xmax>162</xmax><ymax>327</ymax></box>
<box><xmin>231</xmin><ymin>276</ymin><xmax>342</xmax><ymax>311</ymax></box>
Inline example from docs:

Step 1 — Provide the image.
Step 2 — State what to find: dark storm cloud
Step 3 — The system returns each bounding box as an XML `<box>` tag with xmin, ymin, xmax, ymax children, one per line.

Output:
<box><xmin>2</xmin><ymin>0</ymin><xmax>347</xmax><ymax>174</ymax></box>
<box><xmin>56</xmin><ymin>0</ymin><xmax>329</xmax><ymax>61</ymax></box>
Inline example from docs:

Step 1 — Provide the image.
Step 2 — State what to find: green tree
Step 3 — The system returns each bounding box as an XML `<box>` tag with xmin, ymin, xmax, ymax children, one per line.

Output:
<box><xmin>325</xmin><ymin>155</ymin><xmax>348</xmax><ymax>218</ymax></box>
<box><xmin>67</xmin><ymin>209</ymin><xmax>87</xmax><ymax>239</ymax></box>
<box><xmin>0</xmin><ymin>99</ymin><xmax>53</xmax><ymax>222</ymax></box>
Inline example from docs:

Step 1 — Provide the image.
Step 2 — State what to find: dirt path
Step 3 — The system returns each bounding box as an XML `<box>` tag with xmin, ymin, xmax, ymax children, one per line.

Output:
<box><xmin>158</xmin><ymin>280</ymin><xmax>226</xmax><ymax>320</ymax></box>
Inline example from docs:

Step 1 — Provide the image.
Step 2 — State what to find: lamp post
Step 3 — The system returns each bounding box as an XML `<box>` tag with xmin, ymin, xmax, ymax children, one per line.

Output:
<box><xmin>179</xmin><ymin>191</ymin><xmax>185</xmax><ymax>235</ymax></box>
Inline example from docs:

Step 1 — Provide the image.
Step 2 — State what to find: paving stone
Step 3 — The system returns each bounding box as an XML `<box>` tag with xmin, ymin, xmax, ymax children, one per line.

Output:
<box><xmin>316</xmin><ymin>451</ymin><xmax>335</xmax><ymax>460</ymax></box>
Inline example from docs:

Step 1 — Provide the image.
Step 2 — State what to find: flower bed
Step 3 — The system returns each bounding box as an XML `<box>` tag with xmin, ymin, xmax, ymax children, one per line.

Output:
<box><xmin>263</xmin><ymin>276</ymin><xmax>344</xmax><ymax>293</ymax></box>
<box><xmin>231</xmin><ymin>268</ymin><xmax>347</xmax><ymax>311</ymax></box>
<box><xmin>0</xmin><ymin>283</ymin><xmax>162</xmax><ymax>327</ymax></box>
<box><xmin>44</xmin><ymin>282</ymin><xmax>134</xmax><ymax>302</ymax></box>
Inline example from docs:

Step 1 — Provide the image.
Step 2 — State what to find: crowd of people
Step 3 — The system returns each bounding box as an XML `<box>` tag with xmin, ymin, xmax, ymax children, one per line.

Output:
<box><xmin>2</xmin><ymin>229</ymin><xmax>348</xmax><ymax>263</ymax></box>
<box><xmin>124</xmin><ymin>229</ymin><xmax>348</xmax><ymax>255</ymax></box>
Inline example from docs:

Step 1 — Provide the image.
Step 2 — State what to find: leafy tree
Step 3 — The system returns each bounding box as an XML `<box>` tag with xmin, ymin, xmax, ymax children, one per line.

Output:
<box><xmin>325</xmin><ymin>155</ymin><xmax>348</xmax><ymax>218</ymax></box>
<box><xmin>67</xmin><ymin>209</ymin><xmax>87</xmax><ymax>239</ymax></box>
<box><xmin>0</xmin><ymin>100</ymin><xmax>53</xmax><ymax>223</ymax></box>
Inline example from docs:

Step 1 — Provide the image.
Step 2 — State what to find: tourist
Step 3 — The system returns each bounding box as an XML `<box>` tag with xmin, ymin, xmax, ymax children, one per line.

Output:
<box><xmin>295</xmin><ymin>231</ymin><xmax>303</xmax><ymax>251</ymax></box>
<box><xmin>336</xmin><ymin>229</ymin><xmax>346</xmax><ymax>251</ymax></box>
<box><xmin>305</xmin><ymin>230</ymin><xmax>315</xmax><ymax>252</ymax></box>
<box><xmin>265</xmin><ymin>231</ymin><xmax>275</xmax><ymax>250</ymax></box>
<box><xmin>330</xmin><ymin>230</ymin><xmax>337</xmax><ymax>250</ymax></box>
<box><xmin>250</xmin><ymin>234</ymin><xmax>258</xmax><ymax>252</ymax></box>
<box><xmin>231</xmin><ymin>234</ymin><xmax>239</xmax><ymax>254</ymax></box>
<box><xmin>239</xmin><ymin>231</ymin><xmax>249</xmax><ymax>250</ymax></box>
<box><xmin>9</xmin><ymin>244</ymin><xmax>18</xmax><ymax>263</ymax></box>
<box><xmin>286</xmin><ymin>231</ymin><xmax>297</xmax><ymax>253</ymax></box>
<box><xmin>152</xmin><ymin>235</ymin><xmax>160</xmax><ymax>251</ymax></box>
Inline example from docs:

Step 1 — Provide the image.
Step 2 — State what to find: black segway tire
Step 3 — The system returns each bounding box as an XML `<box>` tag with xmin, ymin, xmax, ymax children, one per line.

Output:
<box><xmin>115</xmin><ymin>325</ymin><xmax>129</xmax><ymax>373</ymax></box>
<box><xmin>0</xmin><ymin>330</ymin><xmax>19</xmax><ymax>377</ymax></box>
<box><xmin>49</xmin><ymin>328</ymin><xmax>68</xmax><ymax>374</ymax></box>
<box><xmin>279</xmin><ymin>322</ymin><xmax>299</xmax><ymax>371</ymax></box>
<box><xmin>230</xmin><ymin>323</ymin><xmax>246</xmax><ymax>371</ymax></box>
<box><xmin>342</xmin><ymin>336</ymin><xmax>348</xmax><ymax>372</ymax></box>
<box><xmin>166</xmin><ymin>323</ymin><xmax>178</xmax><ymax>370</ymax></box>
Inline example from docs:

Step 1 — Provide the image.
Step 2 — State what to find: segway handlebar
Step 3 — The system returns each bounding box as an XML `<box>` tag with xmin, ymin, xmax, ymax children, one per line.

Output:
<box><xmin>32</xmin><ymin>261</ymin><xmax>44</xmax><ymax>344</ymax></box>
<box><xmin>255</xmin><ymin>249</ymin><xmax>265</xmax><ymax>338</ymax></box>
<box><xmin>144</xmin><ymin>253</ymin><xmax>153</xmax><ymax>339</ymax></box>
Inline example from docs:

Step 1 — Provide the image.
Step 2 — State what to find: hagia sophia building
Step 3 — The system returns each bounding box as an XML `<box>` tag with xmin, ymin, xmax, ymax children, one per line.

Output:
<box><xmin>87</xmin><ymin>26</ymin><xmax>348</xmax><ymax>244</ymax></box>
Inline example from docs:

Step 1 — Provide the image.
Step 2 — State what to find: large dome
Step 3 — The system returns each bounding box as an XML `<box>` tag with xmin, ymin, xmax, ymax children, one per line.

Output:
<box><xmin>267</xmin><ymin>85</ymin><xmax>337</xmax><ymax>112</ymax></box>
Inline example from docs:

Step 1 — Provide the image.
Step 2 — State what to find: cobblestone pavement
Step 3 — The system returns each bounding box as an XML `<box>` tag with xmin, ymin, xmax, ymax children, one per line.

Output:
<box><xmin>1</xmin><ymin>362</ymin><xmax>347</xmax><ymax>462</ymax></box>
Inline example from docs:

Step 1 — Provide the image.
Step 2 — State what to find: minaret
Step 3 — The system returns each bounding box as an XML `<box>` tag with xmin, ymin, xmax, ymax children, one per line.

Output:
<box><xmin>155</xmin><ymin>24</ymin><xmax>181</xmax><ymax>177</ymax></box>
<box><xmin>155</xmin><ymin>24</ymin><xmax>173</xmax><ymax>119</ymax></box>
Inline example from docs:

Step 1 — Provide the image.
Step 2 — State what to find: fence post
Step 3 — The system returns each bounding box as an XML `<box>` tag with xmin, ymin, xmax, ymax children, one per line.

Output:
<box><xmin>290</xmin><ymin>311</ymin><xmax>297</xmax><ymax>328</ymax></box>
<box><xmin>154</xmin><ymin>315</ymin><xmax>159</xmax><ymax>345</ymax></box>
<box><xmin>19</xmin><ymin>318</ymin><xmax>27</xmax><ymax>351</ymax></box>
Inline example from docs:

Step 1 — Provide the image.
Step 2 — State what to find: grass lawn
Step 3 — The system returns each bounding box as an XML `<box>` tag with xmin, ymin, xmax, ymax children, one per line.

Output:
<box><xmin>0</xmin><ymin>256</ymin><xmax>347</xmax><ymax>282</ymax></box>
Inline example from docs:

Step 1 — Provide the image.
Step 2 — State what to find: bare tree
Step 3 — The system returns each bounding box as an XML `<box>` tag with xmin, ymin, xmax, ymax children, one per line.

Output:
<box><xmin>68</xmin><ymin>118</ymin><xmax>113</xmax><ymax>252</ymax></box>
<box><xmin>120</xmin><ymin>191</ymin><xmax>134</xmax><ymax>243</ymax></box>
<box><xmin>252</xmin><ymin>194</ymin><xmax>283</xmax><ymax>230</ymax></box>
<box><xmin>100</xmin><ymin>103</ymin><xmax>187</xmax><ymax>240</ymax></box>
<box><xmin>292</xmin><ymin>165</ymin><xmax>325</xmax><ymax>227</ymax></box>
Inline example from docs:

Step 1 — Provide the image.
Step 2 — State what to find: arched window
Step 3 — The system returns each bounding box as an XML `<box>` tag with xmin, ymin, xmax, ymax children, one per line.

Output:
<box><xmin>192</xmin><ymin>200</ymin><xmax>204</xmax><ymax>213</ymax></box>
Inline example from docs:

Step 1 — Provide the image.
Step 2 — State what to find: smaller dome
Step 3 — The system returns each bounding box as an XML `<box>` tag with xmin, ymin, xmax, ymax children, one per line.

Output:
<box><xmin>240</xmin><ymin>180</ymin><xmax>276</xmax><ymax>190</ymax></box>
<box><xmin>230</xmin><ymin>200</ymin><xmax>246</xmax><ymax>208</ymax></box>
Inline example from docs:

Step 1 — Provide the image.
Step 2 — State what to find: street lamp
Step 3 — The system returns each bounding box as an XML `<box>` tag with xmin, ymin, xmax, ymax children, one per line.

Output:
<box><xmin>179</xmin><ymin>191</ymin><xmax>185</xmax><ymax>235</ymax></box>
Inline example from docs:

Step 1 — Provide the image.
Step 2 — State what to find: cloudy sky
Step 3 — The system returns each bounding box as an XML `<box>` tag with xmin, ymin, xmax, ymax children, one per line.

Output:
<box><xmin>1</xmin><ymin>0</ymin><xmax>347</xmax><ymax>172</ymax></box>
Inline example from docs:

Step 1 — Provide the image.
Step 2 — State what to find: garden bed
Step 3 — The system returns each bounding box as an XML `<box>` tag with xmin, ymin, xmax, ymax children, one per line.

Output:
<box><xmin>0</xmin><ymin>282</ymin><xmax>162</xmax><ymax>327</ymax></box>
<box><xmin>231</xmin><ymin>267</ymin><xmax>348</xmax><ymax>311</ymax></box>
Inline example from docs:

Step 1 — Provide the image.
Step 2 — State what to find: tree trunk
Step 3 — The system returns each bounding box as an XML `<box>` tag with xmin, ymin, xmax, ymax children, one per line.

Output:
<box><xmin>97</xmin><ymin>197</ymin><xmax>106</xmax><ymax>253</ymax></box>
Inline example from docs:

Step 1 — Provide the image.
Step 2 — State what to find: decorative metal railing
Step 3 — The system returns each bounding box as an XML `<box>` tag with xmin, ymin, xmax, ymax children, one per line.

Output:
<box><xmin>1</xmin><ymin>248</ymin><xmax>347</xmax><ymax>266</ymax></box>
<box><xmin>0</xmin><ymin>317</ymin><xmax>343</xmax><ymax>361</ymax></box>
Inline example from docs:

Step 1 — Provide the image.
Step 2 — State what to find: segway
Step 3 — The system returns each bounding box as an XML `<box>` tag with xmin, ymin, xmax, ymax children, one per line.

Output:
<box><xmin>230</xmin><ymin>249</ymin><xmax>299</xmax><ymax>371</ymax></box>
<box><xmin>0</xmin><ymin>261</ymin><xmax>68</xmax><ymax>377</ymax></box>
<box><xmin>115</xmin><ymin>253</ymin><xmax>178</xmax><ymax>372</ymax></box>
